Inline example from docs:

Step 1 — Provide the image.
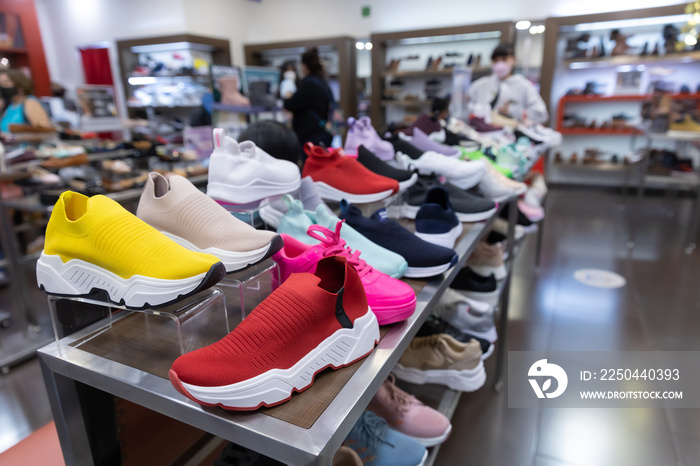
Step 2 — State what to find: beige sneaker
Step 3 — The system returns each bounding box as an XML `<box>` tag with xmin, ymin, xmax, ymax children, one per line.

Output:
<box><xmin>392</xmin><ymin>333</ymin><xmax>486</xmax><ymax>392</ymax></box>
<box><xmin>467</xmin><ymin>241</ymin><xmax>506</xmax><ymax>280</ymax></box>
<box><xmin>137</xmin><ymin>172</ymin><xmax>282</xmax><ymax>273</ymax></box>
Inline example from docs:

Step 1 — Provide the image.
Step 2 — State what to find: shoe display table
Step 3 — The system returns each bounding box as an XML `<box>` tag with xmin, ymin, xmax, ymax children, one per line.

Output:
<box><xmin>38</xmin><ymin>202</ymin><xmax>518</xmax><ymax>466</ymax></box>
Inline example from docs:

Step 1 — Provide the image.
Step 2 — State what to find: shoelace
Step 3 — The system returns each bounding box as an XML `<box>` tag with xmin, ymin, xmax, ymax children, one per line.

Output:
<box><xmin>358</xmin><ymin>413</ymin><xmax>395</xmax><ymax>449</ymax></box>
<box><xmin>383</xmin><ymin>374</ymin><xmax>419</xmax><ymax>414</ymax></box>
<box><xmin>306</xmin><ymin>221</ymin><xmax>372</xmax><ymax>278</ymax></box>
<box><xmin>410</xmin><ymin>334</ymin><xmax>441</xmax><ymax>349</ymax></box>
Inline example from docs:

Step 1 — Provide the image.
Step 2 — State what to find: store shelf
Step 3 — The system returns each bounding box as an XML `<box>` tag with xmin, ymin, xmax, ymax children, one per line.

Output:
<box><xmin>380</xmin><ymin>99</ymin><xmax>432</xmax><ymax>107</ymax></box>
<box><xmin>560</xmin><ymin>93</ymin><xmax>700</xmax><ymax>104</ymax></box>
<box><xmin>37</xmin><ymin>204</ymin><xmax>507</xmax><ymax>465</ymax></box>
<box><xmin>382</xmin><ymin>67</ymin><xmax>490</xmax><ymax>79</ymax></box>
<box><xmin>0</xmin><ymin>47</ymin><xmax>28</xmax><ymax>54</ymax></box>
<box><xmin>211</xmin><ymin>103</ymin><xmax>282</xmax><ymax>114</ymax></box>
<box><xmin>128</xmin><ymin>74</ymin><xmax>210</xmax><ymax>80</ymax></box>
<box><xmin>646</xmin><ymin>130</ymin><xmax>700</xmax><ymax>141</ymax></box>
<box><xmin>552</xmin><ymin>162</ymin><xmax>630</xmax><ymax>172</ymax></box>
<box><xmin>126</xmin><ymin>104</ymin><xmax>201</xmax><ymax>110</ymax></box>
<box><xmin>563</xmin><ymin>50</ymin><xmax>700</xmax><ymax>69</ymax></box>
<box><xmin>558</xmin><ymin>128</ymin><xmax>642</xmax><ymax>135</ymax></box>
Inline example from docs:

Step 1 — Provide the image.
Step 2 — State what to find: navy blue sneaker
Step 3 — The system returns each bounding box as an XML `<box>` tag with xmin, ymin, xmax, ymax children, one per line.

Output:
<box><xmin>415</xmin><ymin>187</ymin><xmax>462</xmax><ymax>249</ymax></box>
<box><xmin>340</xmin><ymin>201</ymin><xmax>458</xmax><ymax>278</ymax></box>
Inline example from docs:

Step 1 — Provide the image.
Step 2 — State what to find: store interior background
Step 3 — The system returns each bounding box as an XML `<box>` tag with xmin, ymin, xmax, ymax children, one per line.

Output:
<box><xmin>2</xmin><ymin>0</ymin><xmax>700</xmax><ymax>465</ymax></box>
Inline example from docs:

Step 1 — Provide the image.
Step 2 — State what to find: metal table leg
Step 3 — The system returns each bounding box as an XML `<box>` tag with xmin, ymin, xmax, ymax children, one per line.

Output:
<box><xmin>39</xmin><ymin>355</ymin><xmax>93</xmax><ymax>466</ymax></box>
<box><xmin>493</xmin><ymin>197</ymin><xmax>518</xmax><ymax>391</ymax></box>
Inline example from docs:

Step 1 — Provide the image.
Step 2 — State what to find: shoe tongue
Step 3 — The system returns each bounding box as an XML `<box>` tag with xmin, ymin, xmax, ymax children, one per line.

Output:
<box><xmin>370</xmin><ymin>208</ymin><xmax>389</xmax><ymax>223</ymax></box>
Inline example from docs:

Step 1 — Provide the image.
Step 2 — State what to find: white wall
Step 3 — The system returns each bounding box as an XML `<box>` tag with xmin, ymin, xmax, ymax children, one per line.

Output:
<box><xmin>35</xmin><ymin>0</ymin><xmax>188</xmax><ymax>118</ymax></box>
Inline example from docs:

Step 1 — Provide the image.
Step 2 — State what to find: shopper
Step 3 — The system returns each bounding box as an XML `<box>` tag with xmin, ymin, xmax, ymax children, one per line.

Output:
<box><xmin>283</xmin><ymin>48</ymin><xmax>334</xmax><ymax>150</ymax></box>
<box><xmin>0</xmin><ymin>69</ymin><xmax>50</xmax><ymax>132</ymax></box>
<box><xmin>278</xmin><ymin>60</ymin><xmax>298</xmax><ymax>99</ymax></box>
<box><xmin>468</xmin><ymin>43</ymin><xmax>548</xmax><ymax>124</ymax></box>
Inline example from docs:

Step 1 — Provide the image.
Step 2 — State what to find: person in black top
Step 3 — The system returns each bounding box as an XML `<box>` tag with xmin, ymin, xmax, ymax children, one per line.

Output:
<box><xmin>283</xmin><ymin>47</ymin><xmax>333</xmax><ymax>150</ymax></box>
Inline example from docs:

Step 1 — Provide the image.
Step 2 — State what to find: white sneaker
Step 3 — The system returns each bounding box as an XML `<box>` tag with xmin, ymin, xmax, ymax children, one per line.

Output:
<box><xmin>523</xmin><ymin>189</ymin><xmax>542</xmax><ymax>208</ymax></box>
<box><xmin>433</xmin><ymin>288</ymin><xmax>497</xmax><ymax>342</ymax></box>
<box><xmin>207</xmin><ymin>128</ymin><xmax>301</xmax><ymax>205</ymax></box>
<box><xmin>409</xmin><ymin>151</ymin><xmax>485</xmax><ymax>190</ymax></box>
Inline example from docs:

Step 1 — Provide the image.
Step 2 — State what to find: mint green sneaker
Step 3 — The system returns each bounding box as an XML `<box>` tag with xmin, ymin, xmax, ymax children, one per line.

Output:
<box><xmin>277</xmin><ymin>195</ymin><xmax>408</xmax><ymax>278</ymax></box>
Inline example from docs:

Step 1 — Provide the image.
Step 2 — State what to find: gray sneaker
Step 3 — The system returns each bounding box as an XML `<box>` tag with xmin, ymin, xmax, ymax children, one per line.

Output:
<box><xmin>259</xmin><ymin>176</ymin><xmax>327</xmax><ymax>228</ymax></box>
<box><xmin>433</xmin><ymin>288</ymin><xmax>497</xmax><ymax>342</ymax></box>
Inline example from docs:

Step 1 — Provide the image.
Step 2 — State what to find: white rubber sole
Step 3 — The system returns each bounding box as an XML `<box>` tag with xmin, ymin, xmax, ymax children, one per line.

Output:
<box><xmin>418</xmin><ymin>449</ymin><xmax>429</xmax><ymax>466</ymax></box>
<box><xmin>36</xmin><ymin>252</ymin><xmax>212</xmax><ymax>309</ymax></box>
<box><xmin>458</xmin><ymin>289</ymin><xmax>500</xmax><ymax>308</ymax></box>
<box><xmin>461</xmin><ymin>325</ymin><xmax>498</xmax><ymax>343</ymax></box>
<box><xmin>392</xmin><ymin>361</ymin><xmax>487</xmax><ymax>392</ymax></box>
<box><xmin>415</xmin><ymin>222</ymin><xmax>463</xmax><ymax>249</ymax></box>
<box><xmin>410</xmin><ymin>424</ymin><xmax>452</xmax><ymax>447</ymax></box>
<box><xmin>258</xmin><ymin>205</ymin><xmax>284</xmax><ymax>229</ymax></box>
<box><xmin>469</xmin><ymin>263</ymin><xmax>507</xmax><ymax>281</ymax></box>
<box><xmin>207</xmin><ymin>177</ymin><xmax>301</xmax><ymax>205</ymax></box>
<box><xmin>404</xmin><ymin>262</ymin><xmax>454</xmax><ymax>278</ymax></box>
<box><xmin>481</xmin><ymin>344</ymin><xmax>494</xmax><ymax>360</ymax></box>
<box><xmin>313</xmin><ymin>181</ymin><xmax>395</xmax><ymax>203</ymax></box>
<box><xmin>398</xmin><ymin>172</ymin><xmax>418</xmax><ymax>192</ymax></box>
<box><xmin>161</xmin><ymin>232</ymin><xmax>277</xmax><ymax>273</ymax></box>
<box><xmin>176</xmin><ymin>310</ymin><xmax>379</xmax><ymax>410</ymax></box>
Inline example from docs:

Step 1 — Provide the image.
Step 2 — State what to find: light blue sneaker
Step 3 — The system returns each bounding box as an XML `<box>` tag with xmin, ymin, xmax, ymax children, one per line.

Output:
<box><xmin>343</xmin><ymin>411</ymin><xmax>428</xmax><ymax>466</ymax></box>
<box><xmin>277</xmin><ymin>195</ymin><xmax>408</xmax><ymax>278</ymax></box>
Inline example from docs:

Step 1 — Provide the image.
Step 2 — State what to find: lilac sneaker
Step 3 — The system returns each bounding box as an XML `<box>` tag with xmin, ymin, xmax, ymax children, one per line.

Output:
<box><xmin>401</xmin><ymin>128</ymin><xmax>461</xmax><ymax>157</ymax></box>
<box><xmin>344</xmin><ymin>116</ymin><xmax>395</xmax><ymax>160</ymax></box>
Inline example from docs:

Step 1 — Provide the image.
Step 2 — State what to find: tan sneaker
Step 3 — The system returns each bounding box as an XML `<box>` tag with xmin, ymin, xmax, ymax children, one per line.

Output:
<box><xmin>137</xmin><ymin>172</ymin><xmax>283</xmax><ymax>273</ymax></box>
<box><xmin>392</xmin><ymin>333</ymin><xmax>486</xmax><ymax>392</ymax></box>
<box><xmin>467</xmin><ymin>241</ymin><xmax>506</xmax><ymax>280</ymax></box>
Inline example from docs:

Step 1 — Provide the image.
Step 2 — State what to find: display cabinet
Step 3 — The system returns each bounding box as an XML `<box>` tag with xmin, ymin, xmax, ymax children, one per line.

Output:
<box><xmin>370</xmin><ymin>22</ymin><xmax>515</xmax><ymax>129</ymax></box>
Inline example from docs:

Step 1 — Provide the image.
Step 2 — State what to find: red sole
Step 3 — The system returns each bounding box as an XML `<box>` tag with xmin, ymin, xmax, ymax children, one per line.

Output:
<box><xmin>169</xmin><ymin>339</ymin><xmax>379</xmax><ymax>412</ymax></box>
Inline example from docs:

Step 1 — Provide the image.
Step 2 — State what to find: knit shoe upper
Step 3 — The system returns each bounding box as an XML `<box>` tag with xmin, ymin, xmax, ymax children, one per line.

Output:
<box><xmin>137</xmin><ymin>172</ymin><xmax>280</xmax><ymax>272</ymax></box>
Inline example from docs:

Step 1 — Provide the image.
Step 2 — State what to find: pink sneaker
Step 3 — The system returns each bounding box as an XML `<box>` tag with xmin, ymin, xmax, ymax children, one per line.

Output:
<box><xmin>274</xmin><ymin>221</ymin><xmax>416</xmax><ymax>325</ymax></box>
<box><xmin>344</xmin><ymin>117</ymin><xmax>395</xmax><ymax>160</ymax></box>
<box><xmin>368</xmin><ymin>375</ymin><xmax>452</xmax><ymax>447</ymax></box>
<box><xmin>517</xmin><ymin>200</ymin><xmax>544</xmax><ymax>222</ymax></box>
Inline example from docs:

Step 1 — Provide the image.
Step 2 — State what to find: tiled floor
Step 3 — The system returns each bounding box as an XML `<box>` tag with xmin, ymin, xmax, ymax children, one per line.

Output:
<box><xmin>438</xmin><ymin>187</ymin><xmax>700</xmax><ymax>466</ymax></box>
<box><xmin>0</xmin><ymin>186</ymin><xmax>698</xmax><ymax>465</ymax></box>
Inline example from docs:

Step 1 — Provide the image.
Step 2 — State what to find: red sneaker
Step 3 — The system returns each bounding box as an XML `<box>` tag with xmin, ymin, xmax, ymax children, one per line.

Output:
<box><xmin>169</xmin><ymin>256</ymin><xmax>380</xmax><ymax>411</ymax></box>
<box><xmin>302</xmin><ymin>143</ymin><xmax>399</xmax><ymax>203</ymax></box>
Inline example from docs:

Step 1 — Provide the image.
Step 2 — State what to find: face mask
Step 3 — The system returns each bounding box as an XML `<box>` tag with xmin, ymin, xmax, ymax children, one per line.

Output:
<box><xmin>492</xmin><ymin>61</ymin><xmax>512</xmax><ymax>79</ymax></box>
<box><xmin>0</xmin><ymin>86</ymin><xmax>18</xmax><ymax>103</ymax></box>
<box><xmin>283</xmin><ymin>71</ymin><xmax>296</xmax><ymax>81</ymax></box>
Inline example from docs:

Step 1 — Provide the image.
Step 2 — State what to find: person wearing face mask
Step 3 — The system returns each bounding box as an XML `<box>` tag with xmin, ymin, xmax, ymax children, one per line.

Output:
<box><xmin>468</xmin><ymin>43</ymin><xmax>548</xmax><ymax>124</ymax></box>
<box><xmin>283</xmin><ymin>47</ymin><xmax>334</xmax><ymax>151</ymax></box>
<box><xmin>0</xmin><ymin>68</ymin><xmax>51</xmax><ymax>133</ymax></box>
<box><xmin>279</xmin><ymin>61</ymin><xmax>298</xmax><ymax>99</ymax></box>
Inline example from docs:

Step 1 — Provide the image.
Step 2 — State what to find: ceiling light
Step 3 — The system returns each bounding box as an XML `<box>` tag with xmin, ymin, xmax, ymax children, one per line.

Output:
<box><xmin>356</xmin><ymin>41</ymin><xmax>365</xmax><ymax>50</ymax></box>
<box><xmin>365</xmin><ymin>42</ymin><xmax>373</xmax><ymax>50</ymax></box>
<box><xmin>685</xmin><ymin>34</ymin><xmax>697</xmax><ymax>46</ymax></box>
<box><xmin>0</xmin><ymin>58</ymin><xmax>8</xmax><ymax>66</ymax></box>
<box><xmin>516</xmin><ymin>21</ymin><xmax>531</xmax><ymax>30</ymax></box>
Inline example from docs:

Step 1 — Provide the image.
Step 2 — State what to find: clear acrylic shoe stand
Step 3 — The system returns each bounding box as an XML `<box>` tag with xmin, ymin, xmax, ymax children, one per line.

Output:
<box><xmin>216</xmin><ymin>259</ymin><xmax>280</xmax><ymax>323</ymax></box>
<box><xmin>47</xmin><ymin>288</ymin><xmax>228</xmax><ymax>356</ymax></box>
<box><xmin>217</xmin><ymin>189</ymin><xmax>300</xmax><ymax>227</ymax></box>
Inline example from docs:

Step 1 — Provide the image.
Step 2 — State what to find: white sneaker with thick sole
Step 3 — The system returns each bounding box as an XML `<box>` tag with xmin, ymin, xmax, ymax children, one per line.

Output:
<box><xmin>392</xmin><ymin>361</ymin><xmax>487</xmax><ymax>392</ymax></box>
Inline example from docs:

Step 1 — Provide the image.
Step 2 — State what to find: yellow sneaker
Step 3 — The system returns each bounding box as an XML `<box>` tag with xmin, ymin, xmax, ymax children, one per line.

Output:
<box><xmin>36</xmin><ymin>191</ymin><xmax>225</xmax><ymax>309</ymax></box>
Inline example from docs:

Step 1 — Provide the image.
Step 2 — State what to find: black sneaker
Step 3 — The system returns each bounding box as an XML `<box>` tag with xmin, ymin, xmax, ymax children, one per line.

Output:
<box><xmin>486</xmin><ymin>230</ymin><xmax>507</xmax><ymax>245</ymax></box>
<box><xmin>404</xmin><ymin>174</ymin><xmax>496</xmax><ymax>222</ymax></box>
<box><xmin>417</xmin><ymin>315</ymin><xmax>493</xmax><ymax>359</ymax></box>
<box><xmin>340</xmin><ymin>201</ymin><xmax>458</xmax><ymax>278</ymax></box>
<box><xmin>357</xmin><ymin>145</ymin><xmax>418</xmax><ymax>191</ymax></box>
<box><xmin>450</xmin><ymin>267</ymin><xmax>499</xmax><ymax>307</ymax></box>
<box><xmin>389</xmin><ymin>138</ymin><xmax>425</xmax><ymax>160</ymax></box>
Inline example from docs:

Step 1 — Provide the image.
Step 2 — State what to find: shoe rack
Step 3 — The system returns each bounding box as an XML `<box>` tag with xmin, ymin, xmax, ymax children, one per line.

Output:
<box><xmin>36</xmin><ymin>162</ymin><xmax>546</xmax><ymax>466</ymax></box>
<box><xmin>370</xmin><ymin>22</ymin><xmax>515</xmax><ymax>130</ymax></box>
<box><xmin>116</xmin><ymin>34</ymin><xmax>232</xmax><ymax>120</ymax></box>
<box><xmin>539</xmin><ymin>4</ymin><xmax>700</xmax><ymax>187</ymax></box>
<box><xmin>244</xmin><ymin>37</ymin><xmax>358</xmax><ymax>124</ymax></box>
